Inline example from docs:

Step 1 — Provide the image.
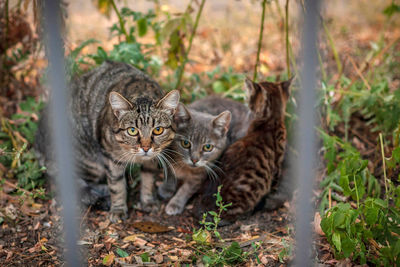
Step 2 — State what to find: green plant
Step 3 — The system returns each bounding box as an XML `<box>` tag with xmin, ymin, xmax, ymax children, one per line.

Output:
<box><xmin>319</xmin><ymin>130</ymin><xmax>400</xmax><ymax>265</ymax></box>
<box><xmin>0</xmin><ymin>97</ymin><xmax>46</xmax><ymax>192</ymax></box>
<box><xmin>191</xmin><ymin>186</ymin><xmax>262</xmax><ymax>266</ymax></box>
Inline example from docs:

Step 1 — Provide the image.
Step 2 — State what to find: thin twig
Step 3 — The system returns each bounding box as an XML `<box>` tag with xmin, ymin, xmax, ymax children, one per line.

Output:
<box><xmin>348</xmin><ymin>56</ymin><xmax>371</xmax><ymax>90</ymax></box>
<box><xmin>342</xmin><ymin>36</ymin><xmax>399</xmax><ymax>92</ymax></box>
<box><xmin>110</xmin><ymin>0</ymin><xmax>131</xmax><ymax>43</ymax></box>
<box><xmin>328</xmin><ymin>188</ymin><xmax>332</xmax><ymax>209</ymax></box>
<box><xmin>379</xmin><ymin>133</ymin><xmax>389</xmax><ymax>205</ymax></box>
<box><xmin>253</xmin><ymin>0</ymin><xmax>267</xmax><ymax>81</ymax></box>
<box><xmin>322</xmin><ymin>18</ymin><xmax>342</xmax><ymax>75</ymax></box>
<box><xmin>175</xmin><ymin>0</ymin><xmax>206</xmax><ymax>91</ymax></box>
<box><xmin>285</xmin><ymin>0</ymin><xmax>291</xmax><ymax>78</ymax></box>
<box><xmin>3</xmin><ymin>179</ymin><xmax>32</xmax><ymax>196</ymax></box>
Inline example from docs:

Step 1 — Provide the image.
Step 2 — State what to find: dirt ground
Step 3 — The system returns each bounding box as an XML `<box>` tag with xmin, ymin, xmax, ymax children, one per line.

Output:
<box><xmin>0</xmin><ymin>180</ymin><xmax>294</xmax><ymax>266</ymax></box>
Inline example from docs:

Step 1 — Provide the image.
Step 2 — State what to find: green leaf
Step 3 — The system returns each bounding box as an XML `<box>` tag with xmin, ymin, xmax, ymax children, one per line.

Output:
<box><xmin>137</xmin><ymin>18</ymin><xmax>148</xmax><ymax>37</ymax></box>
<box><xmin>332</xmin><ymin>232</ymin><xmax>341</xmax><ymax>252</ymax></box>
<box><xmin>69</xmin><ymin>39</ymin><xmax>99</xmax><ymax>59</ymax></box>
<box><xmin>115</xmin><ymin>248</ymin><xmax>129</xmax><ymax>258</ymax></box>
<box><xmin>393</xmin><ymin>239</ymin><xmax>400</xmax><ymax>258</ymax></box>
<box><xmin>212</xmin><ymin>80</ymin><xmax>226</xmax><ymax>93</ymax></box>
<box><xmin>223</xmin><ymin>241</ymin><xmax>243</xmax><ymax>264</ymax></box>
<box><xmin>383</xmin><ymin>3</ymin><xmax>400</xmax><ymax>17</ymax></box>
<box><xmin>364</xmin><ymin>205</ymin><xmax>379</xmax><ymax>225</ymax></box>
<box><xmin>192</xmin><ymin>229</ymin><xmax>211</xmax><ymax>244</ymax></box>
<box><xmin>393</xmin><ymin>147</ymin><xmax>400</xmax><ymax>163</ymax></box>
<box><xmin>140</xmin><ymin>252</ymin><xmax>150</xmax><ymax>262</ymax></box>
<box><xmin>208</xmin><ymin>211</ymin><xmax>218</xmax><ymax>217</ymax></box>
<box><xmin>333</xmin><ymin>212</ymin><xmax>346</xmax><ymax>228</ymax></box>
<box><xmin>202</xmin><ymin>255</ymin><xmax>212</xmax><ymax>264</ymax></box>
<box><xmin>342</xmin><ymin>238</ymin><xmax>355</xmax><ymax>258</ymax></box>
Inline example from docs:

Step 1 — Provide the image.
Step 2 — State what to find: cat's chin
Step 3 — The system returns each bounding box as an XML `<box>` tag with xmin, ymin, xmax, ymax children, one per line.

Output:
<box><xmin>134</xmin><ymin>154</ymin><xmax>158</xmax><ymax>163</ymax></box>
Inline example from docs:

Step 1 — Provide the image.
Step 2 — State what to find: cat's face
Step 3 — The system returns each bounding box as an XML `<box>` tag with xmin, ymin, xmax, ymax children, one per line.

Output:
<box><xmin>173</xmin><ymin>104</ymin><xmax>231</xmax><ymax>169</ymax></box>
<box><xmin>244</xmin><ymin>77</ymin><xmax>292</xmax><ymax>119</ymax></box>
<box><xmin>109</xmin><ymin>90</ymin><xmax>180</xmax><ymax>161</ymax></box>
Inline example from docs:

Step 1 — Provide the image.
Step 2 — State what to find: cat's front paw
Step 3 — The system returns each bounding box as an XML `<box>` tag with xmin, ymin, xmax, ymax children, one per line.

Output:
<box><xmin>136</xmin><ymin>197</ymin><xmax>160</xmax><ymax>213</ymax></box>
<box><xmin>165</xmin><ymin>201</ymin><xmax>184</xmax><ymax>215</ymax></box>
<box><xmin>109</xmin><ymin>205</ymin><xmax>128</xmax><ymax>223</ymax></box>
<box><xmin>157</xmin><ymin>185</ymin><xmax>175</xmax><ymax>200</ymax></box>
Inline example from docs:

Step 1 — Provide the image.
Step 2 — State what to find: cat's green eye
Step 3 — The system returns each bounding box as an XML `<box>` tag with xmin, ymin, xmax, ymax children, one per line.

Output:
<box><xmin>203</xmin><ymin>144</ymin><xmax>214</xmax><ymax>152</ymax></box>
<box><xmin>127</xmin><ymin>127</ymin><xmax>138</xmax><ymax>136</ymax></box>
<box><xmin>153</xmin><ymin>126</ymin><xmax>164</xmax><ymax>135</ymax></box>
<box><xmin>181</xmin><ymin>140</ymin><xmax>191</xmax><ymax>149</ymax></box>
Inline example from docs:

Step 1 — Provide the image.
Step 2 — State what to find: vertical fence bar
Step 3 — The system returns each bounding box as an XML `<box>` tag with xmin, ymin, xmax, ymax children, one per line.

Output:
<box><xmin>294</xmin><ymin>0</ymin><xmax>321</xmax><ymax>266</ymax></box>
<box><xmin>42</xmin><ymin>0</ymin><xmax>81</xmax><ymax>266</ymax></box>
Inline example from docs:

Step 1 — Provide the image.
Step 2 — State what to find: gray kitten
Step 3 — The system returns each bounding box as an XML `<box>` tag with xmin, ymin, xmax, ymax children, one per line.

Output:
<box><xmin>35</xmin><ymin>61</ymin><xmax>180</xmax><ymax>222</ymax></box>
<box><xmin>158</xmin><ymin>96</ymin><xmax>253</xmax><ymax>215</ymax></box>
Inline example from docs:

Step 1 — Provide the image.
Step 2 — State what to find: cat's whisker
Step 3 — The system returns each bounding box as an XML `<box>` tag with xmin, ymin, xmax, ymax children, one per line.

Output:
<box><xmin>114</xmin><ymin>151</ymin><xmax>131</xmax><ymax>166</ymax></box>
<box><xmin>160</xmin><ymin>150</ymin><xmax>179</xmax><ymax>164</ymax></box>
<box><xmin>156</xmin><ymin>154</ymin><xmax>168</xmax><ymax>181</ymax></box>
<box><xmin>163</xmin><ymin>148</ymin><xmax>184</xmax><ymax>158</ymax></box>
<box><xmin>208</xmin><ymin>162</ymin><xmax>225</xmax><ymax>176</ymax></box>
<box><xmin>127</xmin><ymin>155</ymin><xmax>137</xmax><ymax>184</ymax></box>
<box><xmin>158</xmin><ymin>152</ymin><xmax>176</xmax><ymax>181</ymax></box>
<box><xmin>204</xmin><ymin>164</ymin><xmax>219</xmax><ymax>183</ymax></box>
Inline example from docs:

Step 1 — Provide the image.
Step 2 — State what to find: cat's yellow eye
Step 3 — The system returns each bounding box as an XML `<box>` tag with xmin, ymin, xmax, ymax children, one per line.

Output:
<box><xmin>153</xmin><ymin>126</ymin><xmax>164</xmax><ymax>135</ymax></box>
<box><xmin>203</xmin><ymin>144</ymin><xmax>214</xmax><ymax>152</ymax></box>
<box><xmin>181</xmin><ymin>140</ymin><xmax>191</xmax><ymax>149</ymax></box>
<box><xmin>127</xmin><ymin>127</ymin><xmax>138</xmax><ymax>136</ymax></box>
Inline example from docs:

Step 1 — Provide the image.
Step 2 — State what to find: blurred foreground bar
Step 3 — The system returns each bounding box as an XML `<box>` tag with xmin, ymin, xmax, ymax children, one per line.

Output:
<box><xmin>42</xmin><ymin>0</ymin><xmax>81</xmax><ymax>266</ymax></box>
<box><xmin>293</xmin><ymin>0</ymin><xmax>321</xmax><ymax>266</ymax></box>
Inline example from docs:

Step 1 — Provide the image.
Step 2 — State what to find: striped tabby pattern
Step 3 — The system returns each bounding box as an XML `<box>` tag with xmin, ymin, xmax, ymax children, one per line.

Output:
<box><xmin>35</xmin><ymin>61</ymin><xmax>179</xmax><ymax>222</ymax></box>
<box><xmin>201</xmin><ymin>78</ymin><xmax>292</xmax><ymax>222</ymax></box>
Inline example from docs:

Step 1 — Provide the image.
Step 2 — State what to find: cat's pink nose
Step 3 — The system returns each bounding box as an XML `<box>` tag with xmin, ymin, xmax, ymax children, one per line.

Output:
<box><xmin>191</xmin><ymin>158</ymin><xmax>198</xmax><ymax>164</ymax></box>
<box><xmin>142</xmin><ymin>146</ymin><xmax>150</xmax><ymax>152</ymax></box>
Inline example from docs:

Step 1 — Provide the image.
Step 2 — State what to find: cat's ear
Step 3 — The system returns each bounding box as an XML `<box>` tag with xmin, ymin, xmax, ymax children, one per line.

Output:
<box><xmin>244</xmin><ymin>77</ymin><xmax>257</xmax><ymax>99</ymax></box>
<box><xmin>281</xmin><ymin>76</ymin><xmax>294</xmax><ymax>98</ymax></box>
<box><xmin>156</xmin><ymin>90</ymin><xmax>180</xmax><ymax>116</ymax></box>
<box><xmin>174</xmin><ymin>103</ymin><xmax>191</xmax><ymax>128</ymax></box>
<box><xmin>109</xmin><ymin>92</ymin><xmax>133</xmax><ymax>119</ymax></box>
<box><xmin>212</xmin><ymin>110</ymin><xmax>231</xmax><ymax>137</ymax></box>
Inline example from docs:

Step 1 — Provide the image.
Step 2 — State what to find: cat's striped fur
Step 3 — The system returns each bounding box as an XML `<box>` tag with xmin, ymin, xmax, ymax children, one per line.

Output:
<box><xmin>35</xmin><ymin>61</ymin><xmax>179</xmax><ymax>222</ymax></box>
<box><xmin>200</xmin><ymin>78</ymin><xmax>292</xmax><ymax>222</ymax></box>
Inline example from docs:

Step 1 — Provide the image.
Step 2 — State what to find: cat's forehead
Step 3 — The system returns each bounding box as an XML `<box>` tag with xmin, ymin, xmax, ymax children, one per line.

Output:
<box><xmin>178</xmin><ymin>112</ymin><xmax>221</xmax><ymax>143</ymax></box>
<box><xmin>119</xmin><ymin>104</ymin><xmax>171</xmax><ymax>128</ymax></box>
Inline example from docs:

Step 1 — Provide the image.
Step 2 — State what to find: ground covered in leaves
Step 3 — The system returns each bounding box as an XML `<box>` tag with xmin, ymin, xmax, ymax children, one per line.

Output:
<box><xmin>0</xmin><ymin>186</ymin><xmax>294</xmax><ymax>266</ymax></box>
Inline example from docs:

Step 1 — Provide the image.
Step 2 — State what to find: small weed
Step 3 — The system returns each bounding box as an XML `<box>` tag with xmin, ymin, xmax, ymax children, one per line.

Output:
<box><xmin>191</xmin><ymin>186</ymin><xmax>261</xmax><ymax>266</ymax></box>
<box><xmin>0</xmin><ymin>97</ymin><xmax>46</xmax><ymax>193</ymax></box>
<box><xmin>319</xmin><ymin>131</ymin><xmax>400</xmax><ymax>265</ymax></box>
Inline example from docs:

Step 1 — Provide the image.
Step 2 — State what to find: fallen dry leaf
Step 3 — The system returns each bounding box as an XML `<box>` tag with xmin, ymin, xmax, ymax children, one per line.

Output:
<box><xmin>133</xmin><ymin>237</ymin><xmax>147</xmax><ymax>247</ymax></box>
<box><xmin>260</xmin><ymin>254</ymin><xmax>269</xmax><ymax>265</ymax></box>
<box><xmin>154</xmin><ymin>254</ymin><xmax>163</xmax><ymax>264</ymax></box>
<box><xmin>314</xmin><ymin>212</ymin><xmax>324</xmax><ymax>236</ymax></box>
<box><xmin>102</xmin><ymin>253</ymin><xmax>115</xmax><ymax>266</ymax></box>
<box><xmin>132</xmin><ymin>221</ymin><xmax>173</xmax><ymax>233</ymax></box>
<box><xmin>123</xmin><ymin>234</ymin><xmax>137</xmax><ymax>243</ymax></box>
<box><xmin>99</xmin><ymin>220</ymin><xmax>110</xmax><ymax>229</ymax></box>
<box><xmin>6</xmin><ymin>251</ymin><xmax>13</xmax><ymax>261</ymax></box>
<box><xmin>169</xmin><ymin>255</ymin><xmax>178</xmax><ymax>261</ymax></box>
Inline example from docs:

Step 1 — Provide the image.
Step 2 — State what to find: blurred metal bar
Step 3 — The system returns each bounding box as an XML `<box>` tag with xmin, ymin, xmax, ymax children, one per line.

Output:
<box><xmin>42</xmin><ymin>0</ymin><xmax>81</xmax><ymax>266</ymax></box>
<box><xmin>294</xmin><ymin>0</ymin><xmax>321</xmax><ymax>266</ymax></box>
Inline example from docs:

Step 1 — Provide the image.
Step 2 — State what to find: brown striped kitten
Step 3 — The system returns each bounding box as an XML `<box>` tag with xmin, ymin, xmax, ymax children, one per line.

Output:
<box><xmin>158</xmin><ymin>96</ymin><xmax>253</xmax><ymax>215</ymax></box>
<box><xmin>35</xmin><ymin>61</ymin><xmax>180</xmax><ymax>222</ymax></box>
<box><xmin>200</xmin><ymin>77</ymin><xmax>292</xmax><ymax>222</ymax></box>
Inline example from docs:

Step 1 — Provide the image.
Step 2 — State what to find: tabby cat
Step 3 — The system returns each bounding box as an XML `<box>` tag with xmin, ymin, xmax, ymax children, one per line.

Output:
<box><xmin>158</xmin><ymin>96</ymin><xmax>253</xmax><ymax>215</ymax></box>
<box><xmin>35</xmin><ymin>61</ymin><xmax>180</xmax><ymax>222</ymax></box>
<box><xmin>200</xmin><ymin>77</ymin><xmax>292</xmax><ymax>222</ymax></box>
